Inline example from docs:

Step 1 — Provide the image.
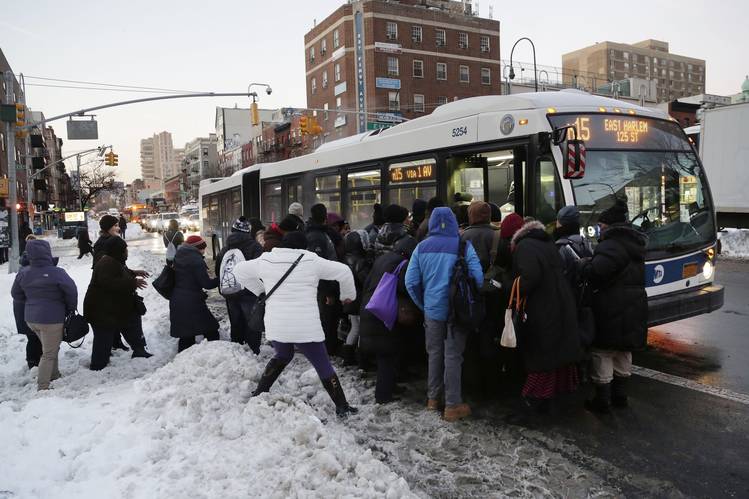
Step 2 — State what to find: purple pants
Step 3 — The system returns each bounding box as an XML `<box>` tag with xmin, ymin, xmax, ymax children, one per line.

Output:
<box><xmin>272</xmin><ymin>341</ymin><xmax>335</xmax><ymax>379</ymax></box>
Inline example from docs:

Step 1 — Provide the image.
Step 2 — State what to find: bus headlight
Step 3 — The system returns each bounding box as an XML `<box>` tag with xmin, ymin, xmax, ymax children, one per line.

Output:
<box><xmin>702</xmin><ymin>261</ymin><xmax>714</xmax><ymax>280</ymax></box>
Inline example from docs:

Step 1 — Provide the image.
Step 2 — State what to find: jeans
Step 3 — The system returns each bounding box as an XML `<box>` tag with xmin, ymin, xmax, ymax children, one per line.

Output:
<box><xmin>177</xmin><ymin>330</ymin><xmax>220</xmax><ymax>352</ymax></box>
<box><xmin>226</xmin><ymin>294</ymin><xmax>260</xmax><ymax>353</ymax></box>
<box><xmin>345</xmin><ymin>315</ymin><xmax>360</xmax><ymax>346</ymax></box>
<box><xmin>91</xmin><ymin>313</ymin><xmax>147</xmax><ymax>370</ymax></box>
<box><xmin>424</xmin><ymin>318</ymin><xmax>469</xmax><ymax>407</ymax></box>
<box><xmin>271</xmin><ymin>341</ymin><xmax>335</xmax><ymax>380</ymax></box>
<box><xmin>27</xmin><ymin>322</ymin><xmax>63</xmax><ymax>390</ymax></box>
<box><xmin>590</xmin><ymin>349</ymin><xmax>632</xmax><ymax>384</ymax></box>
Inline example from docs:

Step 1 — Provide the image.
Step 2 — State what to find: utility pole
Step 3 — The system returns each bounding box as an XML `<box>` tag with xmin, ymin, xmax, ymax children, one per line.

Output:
<box><xmin>4</xmin><ymin>70</ymin><xmax>20</xmax><ymax>273</ymax></box>
<box><xmin>76</xmin><ymin>153</ymin><xmax>83</xmax><ymax>211</ymax></box>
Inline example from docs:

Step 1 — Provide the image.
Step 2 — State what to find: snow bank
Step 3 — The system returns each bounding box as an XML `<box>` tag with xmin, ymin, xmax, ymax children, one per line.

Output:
<box><xmin>125</xmin><ymin>222</ymin><xmax>145</xmax><ymax>240</ymax></box>
<box><xmin>719</xmin><ymin>229</ymin><xmax>749</xmax><ymax>258</ymax></box>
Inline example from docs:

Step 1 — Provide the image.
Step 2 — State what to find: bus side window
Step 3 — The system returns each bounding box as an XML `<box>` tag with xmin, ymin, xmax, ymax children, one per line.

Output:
<box><xmin>534</xmin><ymin>156</ymin><xmax>563</xmax><ymax>226</ymax></box>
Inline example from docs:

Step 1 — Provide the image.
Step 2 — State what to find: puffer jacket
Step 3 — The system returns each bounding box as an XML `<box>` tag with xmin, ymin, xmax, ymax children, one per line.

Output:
<box><xmin>305</xmin><ymin>222</ymin><xmax>337</xmax><ymax>261</ymax></box>
<box><xmin>581</xmin><ymin>223</ymin><xmax>648</xmax><ymax>351</ymax></box>
<box><xmin>10</xmin><ymin>240</ymin><xmax>77</xmax><ymax>324</ymax></box>
<box><xmin>374</xmin><ymin>223</ymin><xmax>412</xmax><ymax>257</ymax></box>
<box><xmin>233</xmin><ymin>248</ymin><xmax>356</xmax><ymax>343</ymax></box>
<box><xmin>84</xmin><ymin>255</ymin><xmax>138</xmax><ymax>328</ymax></box>
<box><xmin>405</xmin><ymin>207</ymin><xmax>483</xmax><ymax>322</ymax></box>
<box><xmin>169</xmin><ymin>244</ymin><xmax>220</xmax><ymax>338</ymax></box>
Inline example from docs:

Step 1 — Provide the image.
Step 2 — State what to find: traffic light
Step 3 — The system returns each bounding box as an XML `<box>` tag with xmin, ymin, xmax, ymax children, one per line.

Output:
<box><xmin>111</xmin><ymin>153</ymin><xmax>118</xmax><ymax>166</ymax></box>
<box><xmin>104</xmin><ymin>151</ymin><xmax>118</xmax><ymax>166</ymax></box>
<box><xmin>250</xmin><ymin>101</ymin><xmax>260</xmax><ymax>126</ymax></box>
<box><xmin>299</xmin><ymin>115</ymin><xmax>309</xmax><ymax>135</ymax></box>
<box><xmin>15</xmin><ymin>103</ymin><xmax>25</xmax><ymax>127</ymax></box>
<box><xmin>309</xmin><ymin>117</ymin><xmax>323</xmax><ymax>135</ymax></box>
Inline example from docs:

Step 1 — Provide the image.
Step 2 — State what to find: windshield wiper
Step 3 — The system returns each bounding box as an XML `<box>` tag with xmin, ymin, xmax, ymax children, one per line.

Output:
<box><xmin>664</xmin><ymin>241</ymin><xmax>695</xmax><ymax>253</ymax></box>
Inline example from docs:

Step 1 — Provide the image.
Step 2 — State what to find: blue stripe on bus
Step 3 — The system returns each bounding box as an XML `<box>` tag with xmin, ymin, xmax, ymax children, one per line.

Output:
<box><xmin>645</xmin><ymin>251</ymin><xmax>707</xmax><ymax>287</ymax></box>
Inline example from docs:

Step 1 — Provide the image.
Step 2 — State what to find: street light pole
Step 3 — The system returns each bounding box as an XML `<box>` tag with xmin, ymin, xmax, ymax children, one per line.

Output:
<box><xmin>508</xmin><ymin>37</ymin><xmax>538</xmax><ymax>92</ymax></box>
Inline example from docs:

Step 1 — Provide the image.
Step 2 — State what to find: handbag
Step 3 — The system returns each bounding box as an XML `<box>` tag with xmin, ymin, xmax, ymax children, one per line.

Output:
<box><xmin>63</xmin><ymin>311</ymin><xmax>89</xmax><ymax>348</ymax></box>
<box><xmin>249</xmin><ymin>254</ymin><xmax>304</xmax><ymax>332</ymax></box>
<box><xmin>152</xmin><ymin>264</ymin><xmax>175</xmax><ymax>299</ymax></box>
<box><xmin>364</xmin><ymin>260</ymin><xmax>407</xmax><ymax>331</ymax></box>
<box><xmin>500</xmin><ymin>277</ymin><xmax>525</xmax><ymax>348</ymax></box>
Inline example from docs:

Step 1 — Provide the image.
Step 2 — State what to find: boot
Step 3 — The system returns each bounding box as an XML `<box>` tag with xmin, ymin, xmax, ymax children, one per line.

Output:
<box><xmin>341</xmin><ymin>344</ymin><xmax>357</xmax><ymax>367</ymax></box>
<box><xmin>505</xmin><ymin>397</ymin><xmax>539</xmax><ymax>427</ymax></box>
<box><xmin>132</xmin><ymin>347</ymin><xmax>153</xmax><ymax>359</ymax></box>
<box><xmin>612</xmin><ymin>376</ymin><xmax>629</xmax><ymax>408</ymax></box>
<box><xmin>585</xmin><ymin>383</ymin><xmax>612</xmax><ymax>414</ymax></box>
<box><xmin>443</xmin><ymin>403</ymin><xmax>471</xmax><ymax>422</ymax></box>
<box><xmin>112</xmin><ymin>334</ymin><xmax>129</xmax><ymax>352</ymax></box>
<box><xmin>321</xmin><ymin>374</ymin><xmax>358</xmax><ymax>417</ymax></box>
<box><xmin>426</xmin><ymin>399</ymin><xmax>441</xmax><ymax>411</ymax></box>
<box><xmin>251</xmin><ymin>358</ymin><xmax>289</xmax><ymax>397</ymax></box>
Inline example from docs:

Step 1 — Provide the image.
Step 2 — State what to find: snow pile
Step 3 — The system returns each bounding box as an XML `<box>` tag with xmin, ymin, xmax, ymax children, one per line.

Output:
<box><xmin>125</xmin><ymin>222</ymin><xmax>145</xmax><ymax>240</ymax></box>
<box><xmin>719</xmin><ymin>229</ymin><xmax>749</xmax><ymax>258</ymax></box>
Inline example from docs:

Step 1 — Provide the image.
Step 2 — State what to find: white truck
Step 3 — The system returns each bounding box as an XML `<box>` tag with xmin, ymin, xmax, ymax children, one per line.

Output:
<box><xmin>696</xmin><ymin>102</ymin><xmax>749</xmax><ymax>229</ymax></box>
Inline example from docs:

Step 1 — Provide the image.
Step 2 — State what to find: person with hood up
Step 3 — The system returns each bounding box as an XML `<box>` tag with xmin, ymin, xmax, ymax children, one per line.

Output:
<box><xmin>416</xmin><ymin>197</ymin><xmax>445</xmax><ymax>242</ymax></box>
<box><xmin>374</xmin><ymin>204</ymin><xmax>414</xmax><ymax>257</ymax></box>
<box><xmin>215</xmin><ymin>217</ymin><xmax>264</xmax><ymax>352</ymax></box>
<box><xmin>84</xmin><ymin>236</ymin><xmax>153</xmax><ymax>370</ymax></box>
<box><xmin>554</xmin><ymin>206</ymin><xmax>593</xmax><ymax>293</ymax></box>
<box><xmin>234</xmin><ymin>231</ymin><xmax>359</xmax><ymax>417</ymax></box>
<box><xmin>163</xmin><ymin>219</ymin><xmax>185</xmax><ymax>264</ymax></box>
<box><xmin>340</xmin><ymin>229</ymin><xmax>372</xmax><ymax>365</ymax></box>
<box><xmin>360</xmin><ymin>236</ymin><xmax>419</xmax><ymax>404</ymax></box>
<box><xmin>405</xmin><ymin>207</ymin><xmax>483</xmax><ymax>421</ymax></box>
<box><xmin>12</xmin><ymin>235</ymin><xmax>47</xmax><ymax>369</ymax></box>
<box><xmin>11</xmin><ymin>240</ymin><xmax>77</xmax><ymax>390</ymax></box>
<box><xmin>118</xmin><ymin>214</ymin><xmax>128</xmax><ymax>239</ymax></box>
<box><xmin>509</xmin><ymin>219</ymin><xmax>583</xmax><ymax>423</ymax></box>
<box><xmin>170</xmin><ymin>235</ymin><xmax>220</xmax><ymax>352</ymax></box>
<box><xmin>581</xmin><ymin>201</ymin><xmax>647</xmax><ymax>414</ymax></box>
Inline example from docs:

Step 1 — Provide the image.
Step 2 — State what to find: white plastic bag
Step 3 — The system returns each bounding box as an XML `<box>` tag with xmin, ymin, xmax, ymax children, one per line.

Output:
<box><xmin>500</xmin><ymin>277</ymin><xmax>520</xmax><ymax>348</ymax></box>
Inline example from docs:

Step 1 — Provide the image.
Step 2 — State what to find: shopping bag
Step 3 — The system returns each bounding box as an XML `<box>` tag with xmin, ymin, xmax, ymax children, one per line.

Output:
<box><xmin>365</xmin><ymin>260</ymin><xmax>407</xmax><ymax>331</ymax></box>
<box><xmin>500</xmin><ymin>277</ymin><xmax>524</xmax><ymax>348</ymax></box>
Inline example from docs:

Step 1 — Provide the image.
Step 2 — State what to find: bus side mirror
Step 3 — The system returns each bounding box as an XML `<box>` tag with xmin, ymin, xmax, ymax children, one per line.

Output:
<box><xmin>564</xmin><ymin>139</ymin><xmax>586</xmax><ymax>179</ymax></box>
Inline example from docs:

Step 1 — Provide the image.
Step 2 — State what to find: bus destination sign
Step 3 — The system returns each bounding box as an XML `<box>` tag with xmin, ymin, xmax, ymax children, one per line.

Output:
<box><xmin>389</xmin><ymin>162</ymin><xmax>435</xmax><ymax>183</ymax></box>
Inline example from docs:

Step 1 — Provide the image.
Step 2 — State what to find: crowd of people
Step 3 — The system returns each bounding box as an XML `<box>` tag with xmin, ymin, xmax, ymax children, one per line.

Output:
<box><xmin>10</xmin><ymin>197</ymin><xmax>647</xmax><ymax>424</ymax></box>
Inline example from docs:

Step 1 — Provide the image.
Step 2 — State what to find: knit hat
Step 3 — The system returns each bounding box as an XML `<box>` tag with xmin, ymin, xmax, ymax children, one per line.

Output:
<box><xmin>599</xmin><ymin>200</ymin><xmax>628</xmax><ymax>225</ymax></box>
<box><xmin>467</xmin><ymin>201</ymin><xmax>491</xmax><ymax>225</ymax></box>
<box><xmin>384</xmin><ymin>204</ymin><xmax>409</xmax><ymax>224</ymax></box>
<box><xmin>99</xmin><ymin>214</ymin><xmax>118</xmax><ymax>233</ymax></box>
<box><xmin>310</xmin><ymin>203</ymin><xmax>327</xmax><ymax>224</ymax></box>
<box><xmin>426</xmin><ymin>196</ymin><xmax>444</xmax><ymax>213</ymax></box>
<box><xmin>232</xmin><ymin>216</ymin><xmax>251</xmax><ymax>233</ymax></box>
<box><xmin>411</xmin><ymin>199</ymin><xmax>427</xmax><ymax>222</ymax></box>
<box><xmin>280</xmin><ymin>231</ymin><xmax>308</xmax><ymax>250</ymax></box>
<box><xmin>186</xmin><ymin>235</ymin><xmax>207</xmax><ymax>250</ymax></box>
<box><xmin>279</xmin><ymin>214</ymin><xmax>303</xmax><ymax>232</ymax></box>
<box><xmin>372</xmin><ymin>203</ymin><xmax>385</xmax><ymax>226</ymax></box>
<box><xmin>288</xmin><ymin>202</ymin><xmax>304</xmax><ymax>218</ymax></box>
<box><xmin>327</xmin><ymin>212</ymin><xmax>346</xmax><ymax>226</ymax></box>
<box><xmin>500</xmin><ymin>212</ymin><xmax>524</xmax><ymax>239</ymax></box>
<box><xmin>488</xmin><ymin>202</ymin><xmax>502</xmax><ymax>223</ymax></box>
<box><xmin>557</xmin><ymin>205</ymin><xmax>580</xmax><ymax>227</ymax></box>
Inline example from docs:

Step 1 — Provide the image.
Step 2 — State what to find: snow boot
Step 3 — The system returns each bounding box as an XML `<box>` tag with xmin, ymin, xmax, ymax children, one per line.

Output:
<box><xmin>443</xmin><ymin>403</ymin><xmax>472</xmax><ymax>422</ymax></box>
<box><xmin>131</xmin><ymin>347</ymin><xmax>153</xmax><ymax>359</ymax></box>
<box><xmin>112</xmin><ymin>334</ymin><xmax>129</xmax><ymax>352</ymax></box>
<box><xmin>321</xmin><ymin>374</ymin><xmax>358</xmax><ymax>417</ymax></box>
<box><xmin>341</xmin><ymin>344</ymin><xmax>357</xmax><ymax>367</ymax></box>
<box><xmin>585</xmin><ymin>383</ymin><xmax>612</xmax><ymax>414</ymax></box>
<box><xmin>252</xmin><ymin>358</ymin><xmax>289</xmax><ymax>397</ymax></box>
<box><xmin>426</xmin><ymin>399</ymin><xmax>441</xmax><ymax>411</ymax></box>
<box><xmin>612</xmin><ymin>376</ymin><xmax>629</xmax><ymax>408</ymax></box>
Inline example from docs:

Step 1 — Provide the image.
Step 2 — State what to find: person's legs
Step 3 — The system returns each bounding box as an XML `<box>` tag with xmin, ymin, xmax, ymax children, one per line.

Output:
<box><xmin>375</xmin><ymin>352</ymin><xmax>398</xmax><ymax>403</ymax></box>
<box><xmin>240</xmin><ymin>295</ymin><xmax>261</xmax><ymax>354</ymax></box>
<box><xmin>25</xmin><ymin>331</ymin><xmax>42</xmax><ymax>369</ymax></box>
<box><xmin>611</xmin><ymin>351</ymin><xmax>633</xmax><ymax>408</ymax></box>
<box><xmin>443</xmin><ymin>323</ymin><xmax>469</xmax><ymax>407</ymax></box>
<box><xmin>122</xmin><ymin>313</ymin><xmax>151</xmax><ymax>357</ymax></box>
<box><xmin>297</xmin><ymin>341</ymin><xmax>357</xmax><ymax>416</ymax></box>
<box><xmin>90</xmin><ymin>325</ymin><xmax>116</xmax><ymax>370</ymax></box>
<box><xmin>28</xmin><ymin>323</ymin><xmax>63</xmax><ymax>390</ymax></box>
<box><xmin>226</xmin><ymin>297</ymin><xmax>245</xmax><ymax>344</ymax></box>
<box><xmin>345</xmin><ymin>315</ymin><xmax>360</xmax><ymax>346</ymax></box>
<box><xmin>203</xmin><ymin>330</ymin><xmax>220</xmax><ymax>341</ymax></box>
<box><xmin>252</xmin><ymin>341</ymin><xmax>294</xmax><ymax>396</ymax></box>
<box><xmin>177</xmin><ymin>336</ymin><xmax>196</xmax><ymax>352</ymax></box>
<box><xmin>423</xmin><ymin>318</ymin><xmax>446</xmax><ymax>406</ymax></box>
<box><xmin>587</xmin><ymin>349</ymin><xmax>614</xmax><ymax>413</ymax></box>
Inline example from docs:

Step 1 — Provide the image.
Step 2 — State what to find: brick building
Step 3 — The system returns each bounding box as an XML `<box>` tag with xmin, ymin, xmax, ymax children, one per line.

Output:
<box><xmin>304</xmin><ymin>0</ymin><xmax>500</xmax><ymax>140</ymax></box>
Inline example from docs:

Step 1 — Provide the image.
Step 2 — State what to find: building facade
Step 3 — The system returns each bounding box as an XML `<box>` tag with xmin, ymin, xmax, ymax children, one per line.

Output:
<box><xmin>140</xmin><ymin>131</ymin><xmax>181</xmax><ymax>189</ymax></box>
<box><xmin>304</xmin><ymin>0</ymin><xmax>500</xmax><ymax>140</ymax></box>
<box><xmin>184</xmin><ymin>134</ymin><xmax>218</xmax><ymax>200</ymax></box>
<box><xmin>562</xmin><ymin>39</ymin><xmax>706</xmax><ymax>102</ymax></box>
<box><xmin>1</xmin><ymin>49</ymin><xmax>30</xmax><ymax>221</ymax></box>
<box><xmin>139</xmin><ymin>137</ymin><xmax>155</xmax><ymax>179</ymax></box>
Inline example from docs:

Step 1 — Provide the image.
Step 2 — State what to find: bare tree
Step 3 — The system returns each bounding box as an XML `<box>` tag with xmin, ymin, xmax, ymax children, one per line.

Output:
<box><xmin>73</xmin><ymin>161</ymin><xmax>118</xmax><ymax>211</ymax></box>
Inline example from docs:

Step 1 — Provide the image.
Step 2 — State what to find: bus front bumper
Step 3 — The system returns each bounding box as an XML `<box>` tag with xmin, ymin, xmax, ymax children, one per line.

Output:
<box><xmin>647</xmin><ymin>284</ymin><xmax>724</xmax><ymax>327</ymax></box>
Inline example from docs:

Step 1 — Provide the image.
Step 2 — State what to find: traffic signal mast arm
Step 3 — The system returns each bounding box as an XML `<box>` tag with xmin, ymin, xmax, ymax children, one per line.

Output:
<box><xmin>29</xmin><ymin>145</ymin><xmax>112</xmax><ymax>179</ymax></box>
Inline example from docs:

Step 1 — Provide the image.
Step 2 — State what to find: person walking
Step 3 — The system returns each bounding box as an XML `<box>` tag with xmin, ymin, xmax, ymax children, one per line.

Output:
<box><xmin>170</xmin><ymin>235</ymin><xmax>220</xmax><ymax>352</ymax></box>
<box><xmin>93</xmin><ymin>215</ymin><xmax>121</xmax><ymax>266</ymax></box>
<box><xmin>234</xmin><ymin>231</ymin><xmax>358</xmax><ymax>416</ymax></box>
<box><xmin>374</xmin><ymin>204</ymin><xmax>413</xmax><ymax>257</ymax></box>
<box><xmin>215</xmin><ymin>217</ymin><xmax>264</xmax><ymax>352</ymax></box>
<box><xmin>84</xmin><ymin>236</ymin><xmax>152</xmax><ymax>370</ymax></box>
<box><xmin>581</xmin><ymin>201</ymin><xmax>647</xmax><ymax>413</ymax></box>
<box><xmin>12</xmin><ymin>238</ymin><xmax>44</xmax><ymax>369</ymax></box>
<box><xmin>405</xmin><ymin>207</ymin><xmax>483</xmax><ymax>422</ymax></box>
<box><xmin>76</xmin><ymin>227</ymin><xmax>94</xmax><ymax>259</ymax></box>
<box><xmin>509</xmin><ymin>220</ymin><xmax>583</xmax><ymax>423</ymax></box>
<box><xmin>340</xmin><ymin>230</ymin><xmax>372</xmax><ymax>365</ymax></box>
<box><xmin>19</xmin><ymin>222</ymin><xmax>33</xmax><ymax>254</ymax></box>
<box><xmin>163</xmin><ymin>219</ymin><xmax>185</xmax><ymax>264</ymax></box>
<box><xmin>118</xmin><ymin>214</ymin><xmax>128</xmax><ymax>240</ymax></box>
<box><xmin>10</xmin><ymin>240</ymin><xmax>77</xmax><ymax>390</ymax></box>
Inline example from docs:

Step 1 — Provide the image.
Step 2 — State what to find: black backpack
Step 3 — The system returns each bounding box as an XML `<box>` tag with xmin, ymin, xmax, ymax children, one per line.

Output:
<box><xmin>449</xmin><ymin>240</ymin><xmax>485</xmax><ymax>332</ymax></box>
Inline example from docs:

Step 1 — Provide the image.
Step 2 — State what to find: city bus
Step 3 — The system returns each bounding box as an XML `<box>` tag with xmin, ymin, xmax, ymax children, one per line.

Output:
<box><xmin>200</xmin><ymin>90</ymin><xmax>724</xmax><ymax>326</ymax></box>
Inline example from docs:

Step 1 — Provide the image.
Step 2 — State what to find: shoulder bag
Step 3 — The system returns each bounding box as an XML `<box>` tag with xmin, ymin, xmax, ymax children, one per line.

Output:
<box><xmin>248</xmin><ymin>254</ymin><xmax>304</xmax><ymax>332</ymax></box>
<box><xmin>63</xmin><ymin>311</ymin><xmax>89</xmax><ymax>348</ymax></box>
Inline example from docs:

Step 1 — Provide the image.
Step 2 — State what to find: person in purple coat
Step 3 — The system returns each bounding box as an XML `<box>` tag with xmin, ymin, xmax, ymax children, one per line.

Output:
<box><xmin>11</xmin><ymin>240</ymin><xmax>78</xmax><ymax>390</ymax></box>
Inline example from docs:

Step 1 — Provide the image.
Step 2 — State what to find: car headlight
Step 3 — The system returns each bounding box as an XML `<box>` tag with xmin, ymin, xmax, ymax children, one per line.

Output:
<box><xmin>702</xmin><ymin>261</ymin><xmax>714</xmax><ymax>280</ymax></box>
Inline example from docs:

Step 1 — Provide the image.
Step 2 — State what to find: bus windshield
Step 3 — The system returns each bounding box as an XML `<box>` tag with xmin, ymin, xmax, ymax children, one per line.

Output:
<box><xmin>548</xmin><ymin>114</ymin><xmax>715</xmax><ymax>254</ymax></box>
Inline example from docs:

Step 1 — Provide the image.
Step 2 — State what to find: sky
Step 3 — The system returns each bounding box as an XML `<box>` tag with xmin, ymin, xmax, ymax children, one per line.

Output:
<box><xmin>3</xmin><ymin>0</ymin><xmax>747</xmax><ymax>183</ymax></box>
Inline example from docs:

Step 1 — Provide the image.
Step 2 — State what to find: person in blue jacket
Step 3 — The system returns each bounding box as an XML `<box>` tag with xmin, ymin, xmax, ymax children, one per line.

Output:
<box><xmin>405</xmin><ymin>207</ymin><xmax>483</xmax><ymax>422</ymax></box>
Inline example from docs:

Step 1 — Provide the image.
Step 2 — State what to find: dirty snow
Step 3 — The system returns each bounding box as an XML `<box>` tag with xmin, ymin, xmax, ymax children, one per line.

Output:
<box><xmin>719</xmin><ymin>229</ymin><xmax>749</xmax><ymax>258</ymax></box>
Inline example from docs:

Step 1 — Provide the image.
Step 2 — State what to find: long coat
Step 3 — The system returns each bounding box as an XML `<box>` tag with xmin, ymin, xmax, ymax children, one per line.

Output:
<box><xmin>84</xmin><ymin>255</ymin><xmax>138</xmax><ymax>328</ymax></box>
<box><xmin>169</xmin><ymin>245</ymin><xmax>219</xmax><ymax>338</ymax></box>
<box><xmin>581</xmin><ymin>224</ymin><xmax>648</xmax><ymax>351</ymax></box>
<box><xmin>511</xmin><ymin>222</ymin><xmax>582</xmax><ymax>373</ymax></box>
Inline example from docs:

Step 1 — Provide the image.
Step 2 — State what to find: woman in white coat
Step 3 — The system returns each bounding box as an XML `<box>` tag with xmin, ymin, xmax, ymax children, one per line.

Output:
<box><xmin>234</xmin><ymin>231</ymin><xmax>358</xmax><ymax>416</ymax></box>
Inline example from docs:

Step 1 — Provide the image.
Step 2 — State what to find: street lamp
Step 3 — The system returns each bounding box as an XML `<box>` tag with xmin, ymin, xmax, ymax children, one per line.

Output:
<box><xmin>508</xmin><ymin>37</ymin><xmax>538</xmax><ymax>92</ymax></box>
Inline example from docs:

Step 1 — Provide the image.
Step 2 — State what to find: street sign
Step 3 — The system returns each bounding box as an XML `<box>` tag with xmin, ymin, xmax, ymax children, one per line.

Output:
<box><xmin>67</xmin><ymin>119</ymin><xmax>99</xmax><ymax>140</ymax></box>
<box><xmin>375</xmin><ymin>77</ymin><xmax>401</xmax><ymax>90</ymax></box>
<box><xmin>375</xmin><ymin>112</ymin><xmax>404</xmax><ymax>123</ymax></box>
<box><xmin>367</xmin><ymin>122</ymin><xmax>391</xmax><ymax>130</ymax></box>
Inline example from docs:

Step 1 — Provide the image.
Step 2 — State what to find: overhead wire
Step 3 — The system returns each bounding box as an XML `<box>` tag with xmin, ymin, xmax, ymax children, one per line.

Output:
<box><xmin>20</xmin><ymin>74</ymin><xmax>206</xmax><ymax>94</ymax></box>
<box><xmin>23</xmin><ymin>83</ymin><xmax>199</xmax><ymax>94</ymax></box>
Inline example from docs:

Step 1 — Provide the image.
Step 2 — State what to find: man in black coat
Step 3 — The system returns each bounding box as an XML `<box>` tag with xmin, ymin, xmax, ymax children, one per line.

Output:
<box><xmin>581</xmin><ymin>201</ymin><xmax>648</xmax><ymax>413</ymax></box>
<box><xmin>118</xmin><ymin>215</ymin><xmax>128</xmax><ymax>239</ymax></box>
<box><xmin>215</xmin><ymin>217</ymin><xmax>264</xmax><ymax>352</ymax></box>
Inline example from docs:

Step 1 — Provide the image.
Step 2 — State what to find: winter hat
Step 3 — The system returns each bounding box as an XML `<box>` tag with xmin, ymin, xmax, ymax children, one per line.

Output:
<box><xmin>310</xmin><ymin>203</ymin><xmax>327</xmax><ymax>224</ymax></box>
<box><xmin>467</xmin><ymin>201</ymin><xmax>491</xmax><ymax>225</ymax></box>
<box><xmin>557</xmin><ymin>205</ymin><xmax>580</xmax><ymax>227</ymax></box>
<box><xmin>372</xmin><ymin>203</ymin><xmax>385</xmax><ymax>226</ymax></box>
<box><xmin>599</xmin><ymin>200</ymin><xmax>628</xmax><ymax>225</ymax></box>
<box><xmin>232</xmin><ymin>216</ymin><xmax>251</xmax><ymax>233</ymax></box>
<box><xmin>500</xmin><ymin>212</ymin><xmax>524</xmax><ymax>239</ymax></box>
<box><xmin>249</xmin><ymin>218</ymin><xmax>265</xmax><ymax>238</ymax></box>
<box><xmin>288</xmin><ymin>202</ymin><xmax>304</xmax><ymax>218</ymax></box>
<box><xmin>327</xmin><ymin>212</ymin><xmax>346</xmax><ymax>226</ymax></box>
<box><xmin>99</xmin><ymin>215</ymin><xmax>118</xmax><ymax>233</ymax></box>
<box><xmin>453</xmin><ymin>192</ymin><xmax>473</xmax><ymax>205</ymax></box>
<box><xmin>384</xmin><ymin>204</ymin><xmax>409</xmax><ymax>224</ymax></box>
<box><xmin>103</xmin><ymin>234</ymin><xmax>128</xmax><ymax>263</ymax></box>
<box><xmin>411</xmin><ymin>199</ymin><xmax>427</xmax><ymax>223</ymax></box>
<box><xmin>344</xmin><ymin>230</ymin><xmax>369</xmax><ymax>254</ymax></box>
<box><xmin>186</xmin><ymin>235</ymin><xmax>207</xmax><ymax>250</ymax></box>
<box><xmin>488</xmin><ymin>202</ymin><xmax>502</xmax><ymax>223</ymax></box>
<box><xmin>279</xmin><ymin>214</ymin><xmax>303</xmax><ymax>232</ymax></box>
<box><xmin>280</xmin><ymin>231</ymin><xmax>308</xmax><ymax>250</ymax></box>
<box><xmin>426</xmin><ymin>196</ymin><xmax>445</xmax><ymax>213</ymax></box>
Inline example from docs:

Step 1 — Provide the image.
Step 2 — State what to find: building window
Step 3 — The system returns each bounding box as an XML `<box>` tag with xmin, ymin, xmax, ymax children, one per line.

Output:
<box><xmin>437</xmin><ymin>96</ymin><xmax>448</xmax><ymax>106</ymax></box>
<box><xmin>322</xmin><ymin>70</ymin><xmax>328</xmax><ymax>88</ymax></box>
<box><xmin>336</xmin><ymin>96</ymin><xmax>342</xmax><ymax>109</ymax></box>
<box><xmin>324</xmin><ymin>102</ymin><xmax>329</xmax><ymax>120</ymax></box>
<box><xmin>333</xmin><ymin>29</ymin><xmax>340</xmax><ymax>48</ymax></box>
<box><xmin>436</xmin><ymin>62</ymin><xmax>447</xmax><ymax>80</ymax></box>
<box><xmin>309</xmin><ymin>47</ymin><xmax>315</xmax><ymax>63</ymax></box>
<box><xmin>387</xmin><ymin>56</ymin><xmax>399</xmax><ymax>77</ymax></box>
<box><xmin>480</xmin><ymin>35</ymin><xmax>490</xmax><ymax>52</ymax></box>
<box><xmin>435</xmin><ymin>29</ymin><xmax>446</xmax><ymax>47</ymax></box>
<box><xmin>413</xmin><ymin>59</ymin><xmax>424</xmax><ymax>78</ymax></box>
<box><xmin>481</xmin><ymin>67</ymin><xmax>491</xmax><ymax>85</ymax></box>
<box><xmin>623</xmin><ymin>51</ymin><xmax>629</xmax><ymax>59</ymax></box>
<box><xmin>311</xmin><ymin>77</ymin><xmax>317</xmax><ymax>94</ymax></box>
<box><xmin>458</xmin><ymin>32</ymin><xmax>468</xmax><ymax>49</ymax></box>
<box><xmin>335</xmin><ymin>63</ymin><xmax>341</xmax><ymax>82</ymax></box>
<box><xmin>459</xmin><ymin>65</ymin><xmax>469</xmax><ymax>83</ymax></box>
<box><xmin>388</xmin><ymin>91</ymin><xmax>400</xmax><ymax>111</ymax></box>
<box><xmin>321</xmin><ymin>38</ymin><xmax>327</xmax><ymax>55</ymax></box>
<box><xmin>413</xmin><ymin>94</ymin><xmax>425</xmax><ymax>113</ymax></box>
<box><xmin>412</xmin><ymin>25</ymin><xmax>422</xmax><ymax>43</ymax></box>
<box><xmin>386</xmin><ymin>22</ymin><xmax>398</xmax><ymax>40</ymax></box>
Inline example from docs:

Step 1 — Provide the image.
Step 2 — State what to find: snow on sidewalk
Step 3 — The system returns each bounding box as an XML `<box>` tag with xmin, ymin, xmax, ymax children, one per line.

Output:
<box><xmin>719</xmin><ymin>229</ymin><xmax>749</xmax><ymax>258</ymax></box>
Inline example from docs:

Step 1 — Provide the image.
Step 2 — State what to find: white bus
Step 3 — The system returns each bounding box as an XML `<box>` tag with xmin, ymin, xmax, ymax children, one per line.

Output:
<box><xmin>200</xmin><ymin>90</ymin><xmax>723</xmax><ymax>326</ymax></box>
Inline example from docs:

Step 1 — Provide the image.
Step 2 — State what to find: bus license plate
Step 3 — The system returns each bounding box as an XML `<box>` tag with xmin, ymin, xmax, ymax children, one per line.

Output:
<box><xmin>682</xmin><ymin>263</ymin><xmax>699</xmax><ymax>279</ymax></box>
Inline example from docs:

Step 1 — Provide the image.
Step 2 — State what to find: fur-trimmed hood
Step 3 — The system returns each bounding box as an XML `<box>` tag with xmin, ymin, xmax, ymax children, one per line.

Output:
<box><xmin>511</xmin><ymin>220</ymin><xmax>547</xmax><ymax>247</ymax></box>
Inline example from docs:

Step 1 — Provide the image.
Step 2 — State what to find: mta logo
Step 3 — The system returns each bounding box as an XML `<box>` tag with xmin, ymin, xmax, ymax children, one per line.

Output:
<box><xmin>653</xmin><ymin>264</ymin><xmax>665</xmax><ymax>284</ymax></box>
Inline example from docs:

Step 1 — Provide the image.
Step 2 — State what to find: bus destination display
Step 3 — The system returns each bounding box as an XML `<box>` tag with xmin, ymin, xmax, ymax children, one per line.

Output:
<box><xmin>389</xmin><ymin>163</ymin><xmax>435</xmax><ymax>183</ymax></box>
